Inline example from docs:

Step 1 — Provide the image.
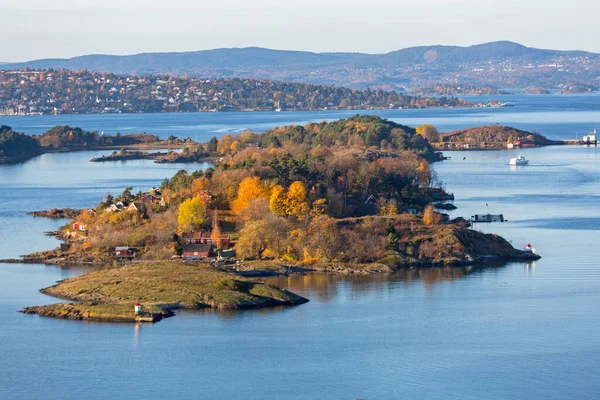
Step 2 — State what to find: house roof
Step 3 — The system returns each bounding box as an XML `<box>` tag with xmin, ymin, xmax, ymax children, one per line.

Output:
<box><xmin>128</xmin><ymin>202</ymin><xmax>147</xmax><ymax>211</ymax></box>
<box><xmin>182</xmin><ymin>231</ymin><xmax>230</xmax><ymax>240</ymax></box>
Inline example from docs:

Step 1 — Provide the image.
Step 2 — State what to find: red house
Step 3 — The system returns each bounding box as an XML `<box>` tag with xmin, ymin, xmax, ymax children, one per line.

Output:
<box><xmin>512</xmin><ymin>138</ymin><xmax>535</xmax><ymax>148</ymax></box>
<box><xmin>183</xmin><ymin>243</ymin><xmax>214</xmax><ymax>259</ymax></box>
<box><xmin>141</xmin><ymin>194</ymin><xmax>160</xmax><ymax>204</ymax></box>
<box><xmin>73</xmin><ymin>223</ymin><xmax>87</xmax><ymax>232</ymax></box>
<box><xmin>182</xmin><ymin>231</ymin><xmax>231</xmax><ymax>247</ymax></box>
<box><xmin>115</xmin><ymin>246</ymin><xmax>134</xmax><ymax>258</ymax></box>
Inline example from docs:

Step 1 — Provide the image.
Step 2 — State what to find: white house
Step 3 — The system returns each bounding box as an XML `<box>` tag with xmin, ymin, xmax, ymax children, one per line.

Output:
<box><xmin>583</xmin><ymin>129</ymin><xmax>597</xmax><ymax>143</ymax></box>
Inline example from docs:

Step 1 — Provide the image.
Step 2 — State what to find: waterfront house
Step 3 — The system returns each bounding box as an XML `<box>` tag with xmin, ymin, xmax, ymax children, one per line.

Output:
<box><xmin>583</xmin><ymin>129</ymin><xmax>597</xmax><ymax>144</ymax></box>
<box><xmin>141</xmin><ymin>193</ymin><xmax>160</xmax><ymax>204</ymax></box>
<box><xmin>182</xmin><ymin>231</ymin><xmax>231</xmax><ymax>248</ymax></box>
<box><xmin>183</xmin><ymin>243</ymin><xmax>214</xmax><ymax>259</ymax></box>
<box><xmin>511</xmin><ymin>138</ymin><xmax>535</xmax><ymax>148</ymax></box>
<box><xmin>73</xmin><ymin>223</ymin><xmax>87</xmax><ymax>232</ymax></box>
<box><xmin>115</xmin><ymin>246</ymin><xmax>134</xmax><ymax>258</ymax></box>
<box><xmin>127</xmin><ymin>202</ymin><xmax>147</xmax><ymax>214</ymax></box>
<box><xmin>105</xmin><ymin>204</ymin><xmax>123</xmax><ymax>213</ymax></box>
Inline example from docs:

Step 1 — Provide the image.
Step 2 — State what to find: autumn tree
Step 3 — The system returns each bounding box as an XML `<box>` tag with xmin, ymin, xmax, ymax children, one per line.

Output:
<box><xmin>269</xmin><ymin>181</ymin><xmax>309</xmax><ymax>219</ymax></box>
<box><xmin>378</xmin><ymin>199</ymin><xmax>398</xmax><ymax>216</ymax></box>
<box><xmin>211</xmin><ymin>209</ymin><xmax>223</xmax><ymax>249</ymax></box>
<box><xmin>422</xmin><ymin>205</ymin><xmax>438</xmax><ymax>225</ymax></box>
<box><xmin>269</xmin><ymin>185</ymin><xmax>287</xmax><ymax>216</ymax></box>
<box><xmin>416</xmin><ymin>124</ymin><xmax>440</xmax><ymax>143</ymax></box>
<box><xmin>236</xmin><ymin>215</ymin><xmax>289</xmax><ymax>259</ymax></box>
<box><xmin>416</xmin><ymin>160</ymin><xmax>432</xmax><ymax>188</ymax></box>
<box><xmin>191</xmin><ymin>177</ymin><xmax>209</xmax><ymax>196</ymax></box>
<box><xmin>177</xmin><ymin>196</ymin><xmax>207</xmax><ymax>234</ymax></box>
<box><xmin>285</xmin><ymin>181</ymin><xmax>309</xmax><ymax>219</ymax></box>
<box><xmin>217</xmin><ymin>134</ymin><xmax>234</xmax><ymax>154</ymax></box>
<box><xmin>232</xmin><ymin>176</ymin><xmax>271</xmax><ymax>215</ymax></box>
<box><xmin>310</xmin><ymin>198</ymin><xmax>327</xmax><ymax>217</ymax></box>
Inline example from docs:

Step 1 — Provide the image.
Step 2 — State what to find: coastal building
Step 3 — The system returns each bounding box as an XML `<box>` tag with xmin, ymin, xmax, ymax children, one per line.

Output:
<box><xmin>141</xmin><ymin>193</ymin><xmax>160</xmax><ymax>204</ymax></box>
<box><xmin>183</xmin><ymin>243</ymin><xmax>214</xmax><ymax>259</ymax></box>
<box><xmin>73</xmin><ymin>223</ymin><xmax>87</xmax><ymax>232</ymax></box>
<box><xmin>583</xmin><ymin>129</ymin><xmax>597</xmax><ymax>144</ymax></box>
<box><xmin>508</xmin><ymin>138</ymin><xmax>535</xmax><ymax>148</ymax></box>
<box><xmin>105</xmin><ymin>204</ymin><xmax>124</xmax><ymax>213</ymax></box>
<box><xmin>127</xmin><ymin>202</ymin><xmax>147</xmax><ymax>214</ymax></box>
<box><xmin>115</xmin><ymin>246</ymin><xmax>135</xmax><ymax>259</ymax></box>
<box><xmin>182</xmin><ymin>231</ymin><xmax>231</xmax><ymax>248</ymax></box>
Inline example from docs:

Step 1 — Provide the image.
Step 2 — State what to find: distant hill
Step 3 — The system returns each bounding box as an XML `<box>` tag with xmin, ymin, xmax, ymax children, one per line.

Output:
<box><xmin>3</xmin><ymin>41</ymin><xmax>600</xmax><ymax>90</ymax></box>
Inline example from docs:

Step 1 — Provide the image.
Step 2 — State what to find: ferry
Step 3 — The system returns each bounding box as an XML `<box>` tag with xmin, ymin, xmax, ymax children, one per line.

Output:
<box><xmin>509</xmin><ymin>155</ymin><xmax>529</xmax><ymax>166</ymax></box>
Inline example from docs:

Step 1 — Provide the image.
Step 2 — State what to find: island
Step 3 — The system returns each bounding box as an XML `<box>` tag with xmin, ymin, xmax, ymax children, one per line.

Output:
<box><xmin>0</xmin><ymin>125</ymin><xmax>44</xmax><ymax>164</ymax></box>
<box><xmin>22</xmin><ymin>263</ymin><xmax>308</xmax><ymax>322</ymax></box>
<box><xmin>410</xmin><ymin>84</ymin><xmax>509</xmax><ymax>96</ymax></box>
<box><xmin>433</xmin><ymin>125</ymin><xmax>562</xmax><ymax>150</ymax></box>
<box><xmin>0</xmin><ymin>125</ymin><xmax>192</xmax><ymax>164</ymax></box>
<box><xmin>90</xmin><ymin>149</ymin><xmax>215</xmax><ymax>164</ymax></box>
<box><xmin>14</xmin><ymin>115</ymin><xmax>540</xmax><ymax>323</ymax></box>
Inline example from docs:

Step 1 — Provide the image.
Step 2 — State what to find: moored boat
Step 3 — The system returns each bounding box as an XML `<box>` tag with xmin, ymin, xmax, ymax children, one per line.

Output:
<box><xmin>510</xmin><ymin>155</ymin><xmax>529</xmax><ymax>166</ymax></box>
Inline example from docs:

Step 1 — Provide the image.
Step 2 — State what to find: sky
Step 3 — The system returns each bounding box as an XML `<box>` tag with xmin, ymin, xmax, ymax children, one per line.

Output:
<box><xmin>1</xmin><ymin>0</ymin><xmax>599</xmax><ymax>62</ymax></box>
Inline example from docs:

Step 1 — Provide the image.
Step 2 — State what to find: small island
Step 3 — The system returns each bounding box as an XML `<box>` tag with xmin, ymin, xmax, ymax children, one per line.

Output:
<box><xmin>0</xmin><ymin>125</ymin><xmax>193</xmax><ymax>164</ymax></box>
<box><xmin>14</xmin><ymin>115</ymin><xmax>540</xmax><ymax>323</ymax></box>
<box><xmin>433</xmin><ymin>125</ymin><xmax>562</xmax><ymax>150</ymax></box>
<box><xmin>22</xmin><ymin>263</ymin><xmax>308</xmax><ymax>322</ymax></box>
<box><xmin>90</xmin><ymin>149</ymin><xmax>215</xmax><ymax>164</ymax></box>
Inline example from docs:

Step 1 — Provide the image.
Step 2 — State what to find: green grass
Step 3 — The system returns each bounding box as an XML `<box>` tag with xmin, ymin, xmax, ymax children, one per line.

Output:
<box><xmin>24</xmin><ymin>262</ymin><xmax>308</xmax><ymax>323</ymax></box>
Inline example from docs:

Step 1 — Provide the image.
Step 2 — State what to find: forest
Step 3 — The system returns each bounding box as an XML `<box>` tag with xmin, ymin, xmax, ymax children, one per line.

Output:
<box><xmin>44</xmin><ymin>115</ymin><xmax>533</xmax><ymax>270</ymax></box>
<box><xmin>0</xmin><ymin>125</ymin><xmax>43</xmax><ymax>163</ymax></box>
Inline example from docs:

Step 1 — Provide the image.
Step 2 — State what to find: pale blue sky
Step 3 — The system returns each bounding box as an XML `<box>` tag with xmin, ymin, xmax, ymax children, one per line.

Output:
<box><xmin>1</xmin><ymin>0</ymin><xmax>599</xmax><ymax>61</ymax></box>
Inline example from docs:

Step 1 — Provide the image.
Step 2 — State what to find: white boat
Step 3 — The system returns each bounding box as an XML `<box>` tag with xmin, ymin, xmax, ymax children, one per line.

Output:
<box><xmin>510</xmin><ymin>155</ymin><xmax>529</xmax><ymax>166</ymax></box>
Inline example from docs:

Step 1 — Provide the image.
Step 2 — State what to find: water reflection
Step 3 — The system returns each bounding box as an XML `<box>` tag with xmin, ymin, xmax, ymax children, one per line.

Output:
<box><xmin>133</xmin><ymin>323</ymin><xmax>141</xmax><ymax>349</ymax></box>
<box><xmin>265</xmin><ymin>264</ymin><xmax>509</xmax><ymax>302</ymax></box>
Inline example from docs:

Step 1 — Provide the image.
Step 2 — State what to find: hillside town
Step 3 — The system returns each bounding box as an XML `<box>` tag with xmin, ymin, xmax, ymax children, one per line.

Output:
<box><xmin>0</xmin><ymin>69</ymin><xmax>468</xmax><ymax>115</ymax></box>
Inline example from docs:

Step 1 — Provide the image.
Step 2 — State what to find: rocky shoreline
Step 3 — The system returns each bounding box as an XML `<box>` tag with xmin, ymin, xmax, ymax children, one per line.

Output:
<box><xmin>90</xmin><ymin>150</ymin><xmax>218</xmax><ymax>164</ymax></box>
<box><xmin>27</xmin><ymin>208</ymin><xmax>83</xmax><ymax>219</ymax></box>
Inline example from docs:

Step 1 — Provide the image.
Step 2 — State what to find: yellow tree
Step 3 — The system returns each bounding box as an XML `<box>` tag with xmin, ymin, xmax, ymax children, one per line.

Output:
<box><xmin>217</xmin><ymin>134</ymin><xmax>234</xmax><ymax>154</ymax></box>
<box><xmin>310</xmin><ymin>198</ymin><xmax>327</xmax><ymax>217</ymax></box>
<box><xmin>269</xmin><ymin>185</ymin><xmax>287</xmax><ymax>216</ymax></box>
<box><xmin>416</xmin><ymin>124</ymin><xmax>440</xmax><ymax>143</ymax></box>
<box><xmin>285</xmin><ymin>181</ymin><xmax>309</xmax><ymax>219</ymax></box>
<box><xmin>422</xmin><ymin>205</ymin><xmax>437</xmax><ymax>226</ymax></box>
<box><xmin>232</xmin><ymin>177</ymin><xmax>270</xmax><ymax>215</ymax></box>
<box><xmin>416</xmin><ymin>159</ymin><xmax>432</xmax><ymax>188</ymax></box>
<box><xmin>191</xmin><ymin>177</ymin><xmax>209</xmax><ymax>196</ymax></box>
<box><xmin>177</xmin><ymin>196</ymin><xmax>207</xmax><ymax>234</ymax></box>
<box><xmin>211</xmin><ymin>209</ymin><xmax>223</xmax><ymax>250</ymax></box>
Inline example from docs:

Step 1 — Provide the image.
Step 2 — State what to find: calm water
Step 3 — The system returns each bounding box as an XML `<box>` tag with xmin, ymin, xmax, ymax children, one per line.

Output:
<box><xmin>1</xmin><ymin>93</ymin><xmax>600</xmax><ymax>141</ymax></box>
<box><xmin>1</xmin><ymin>95</ymin><xmax>600</xmax><ymax>399</ymax></box>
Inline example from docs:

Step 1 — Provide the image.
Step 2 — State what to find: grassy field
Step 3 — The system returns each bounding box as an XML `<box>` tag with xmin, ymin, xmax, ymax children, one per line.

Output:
<box><xmin>22</xmin><ymin>262</ymin><xmax>308</xmax><ymax>323</ymax></box>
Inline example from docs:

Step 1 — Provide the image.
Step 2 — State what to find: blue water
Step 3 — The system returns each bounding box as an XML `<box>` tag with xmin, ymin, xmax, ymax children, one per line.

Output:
<box><xmin>1</xmin><ymin>95</ymin><xmax>600</xmax><ymax>399</ymax></box>
<box><xmin>1</xmin><ymin>93</ymin><xmax>599</xmax><ymax>141</ymax></box>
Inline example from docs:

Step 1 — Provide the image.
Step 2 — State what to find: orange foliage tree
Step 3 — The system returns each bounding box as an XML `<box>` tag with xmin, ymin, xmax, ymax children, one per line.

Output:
<box><xmin>232</xmin><ymin>177</ymin><xmax>271</xmax><ymax>215</ymax></box>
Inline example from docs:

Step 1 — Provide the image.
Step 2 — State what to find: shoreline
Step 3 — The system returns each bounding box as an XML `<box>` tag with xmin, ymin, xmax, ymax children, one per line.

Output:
<box><xmin>19</xmin><ymin>262</ymin><xmax>310</xmax><ymax>323</ymax></box>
